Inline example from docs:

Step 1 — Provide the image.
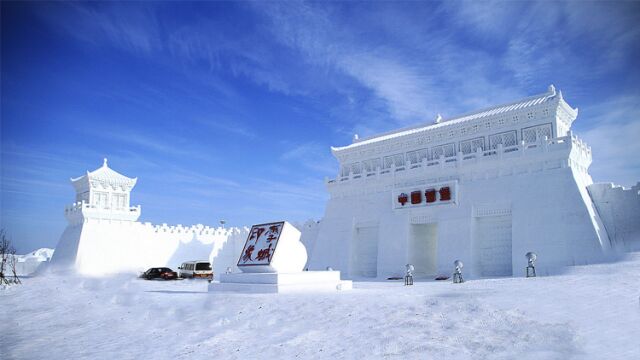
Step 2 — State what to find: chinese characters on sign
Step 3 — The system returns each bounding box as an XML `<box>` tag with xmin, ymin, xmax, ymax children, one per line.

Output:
<box><xmin>238</xmin><ymin>222</ymin><xmax>284</xmax><ymax>266</ymax></box>
<box><xmin>395</xmin><ymin>182</ymin><xmax>456</xmax><ymax>209</ymax></box>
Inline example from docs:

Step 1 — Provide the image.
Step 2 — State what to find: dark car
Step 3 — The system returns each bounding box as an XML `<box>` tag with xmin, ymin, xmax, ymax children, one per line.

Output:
<box><xmin>141</xmin><ymin>267</ymin><xmax>178</xmax><ymax>280</ymax></box>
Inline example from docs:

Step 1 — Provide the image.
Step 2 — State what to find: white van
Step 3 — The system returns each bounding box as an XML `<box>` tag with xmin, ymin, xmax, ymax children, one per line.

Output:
<box><xmin>178</xmin><ymin>261</ymin><xmax>213</xmax><ymax>280</ymax></box>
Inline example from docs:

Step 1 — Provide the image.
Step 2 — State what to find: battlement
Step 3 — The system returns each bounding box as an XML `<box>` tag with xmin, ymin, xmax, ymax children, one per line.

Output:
<box><xmin>147</xmin><ymin>222</ymin><xmax>250</xmax><ymax>236</ymax></box>
<box><xmin>588</xmin><ymin>182</ymin><xmax>640</xmax><ymax>252</ymax></box>
<box><xmin>589</xmin><ymin>182</ymin><xmax>640</xmax><ymax>196</ymax></box>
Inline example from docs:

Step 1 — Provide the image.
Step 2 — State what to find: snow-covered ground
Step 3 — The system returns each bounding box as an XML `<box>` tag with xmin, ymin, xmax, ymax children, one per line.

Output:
<box><xmin>1</xmin><ymin>254</ymin><xmax>639</xmax><ymax>360</ymax></box>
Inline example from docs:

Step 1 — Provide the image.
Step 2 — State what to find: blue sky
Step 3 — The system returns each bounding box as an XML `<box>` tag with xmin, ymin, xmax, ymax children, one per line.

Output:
<box><xmin>2</xmin><ymin>1</ymin><xmax>639</xmax><ymax>253</ymax></box>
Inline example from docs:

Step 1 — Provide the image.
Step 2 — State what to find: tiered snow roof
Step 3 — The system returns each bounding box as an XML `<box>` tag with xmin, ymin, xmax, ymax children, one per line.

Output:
<box><xmin>71</xmin><ymin>158</ymin><xmax>137</xmax><ymax>189</ymax></box>
<box><xmin>333</xmin><ymin>85</ymin><xmax>573</xmax><ymax>152</ymax></box>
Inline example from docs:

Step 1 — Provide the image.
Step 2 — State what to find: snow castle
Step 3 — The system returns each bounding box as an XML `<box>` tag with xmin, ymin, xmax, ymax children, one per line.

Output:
<box><xmin>48</xmin><ymin>86</ymin><xmax>638</xmax><ymax>280</ymax></box>
<box><xmin>308</xmin><ymin>85</ymin><xmax>639</xmax><ymax>279</ymax></box>
<box><xmin>49</xmin><ymin>159</ymin><xmax>249</xmax><ymax>276</ymax></box>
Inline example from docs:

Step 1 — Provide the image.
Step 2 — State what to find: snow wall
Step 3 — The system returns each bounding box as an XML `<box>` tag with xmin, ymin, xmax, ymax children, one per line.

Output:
<box><xmin>49</xmin><ymin>220</ymin><xmax>319</xmax><ymax>277</ymax></box>
<box><xmin>588</xmin><ymin>182</ymin><xmax>640</xmax><ymax>252</ymax></box>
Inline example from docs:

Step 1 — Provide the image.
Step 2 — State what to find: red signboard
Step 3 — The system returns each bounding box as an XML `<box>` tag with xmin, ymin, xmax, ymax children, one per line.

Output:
<box><xmin>238</xmin><ymin>222</ymin><xmax>284</xmax><ymax>267</ymax></box>
<box><xmin>439</xmin><ymin>187</ymin><xmax>451</xmax><ymax>201</ymax></box>
<box><xmin>394</xmin><ymin>182</ymin><xmax>456</xmax><ymax>209</ymax></box>
<box><xmin>425</xmin><ymin>189</ymin><xmax>437</xmax><ymax>203</ymax></box>
<box><xmin>410</xmin><ymin>191</ymin><xmax>422</xmax><ymax>204</ymax></box>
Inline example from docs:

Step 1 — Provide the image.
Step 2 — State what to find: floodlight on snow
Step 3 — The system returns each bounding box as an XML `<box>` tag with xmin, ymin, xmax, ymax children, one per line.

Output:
<box><xmin>225</xmin><ymin>267</ymin><xmax>232</xmax><ymax>274</ymax></box>
<box><xmin>405</xmin><ymin>264</ymin><xmax>414</xmax><ymax>286</ymax></box>
<box><xmin>219</xmin><ymin>220</ymin><xmax>226</xmax><ymax>228</ymax></box>
<box><xmin>326</xmin><ymin>266</ymin><xmax>333</xmax><ymax>271</ymax></box>
<box><xmin>453</xmin><ymin>260</ymin><xmax>464</xmax><ymax>284</ymax></box>
<box><xmin>525</xmin><ymin>252</ymin><xmax>537</xmax><ymax>278</ymax></box>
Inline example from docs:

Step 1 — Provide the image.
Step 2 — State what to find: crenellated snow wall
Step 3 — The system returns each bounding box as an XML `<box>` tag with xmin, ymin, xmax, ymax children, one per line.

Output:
<box><xmin>49</xmin><ymin>220</ymin><xmax>249</xmax><ymax>276</ymax></box>
<box><xmin>48</xmin><ymin>219</ymin><xmax>320</xmax><ymax>277</ymax></box>
<box><xmin>588</xmin><ymin>182</ymin><xmax>640</xmax><ymax>252</ymax></box>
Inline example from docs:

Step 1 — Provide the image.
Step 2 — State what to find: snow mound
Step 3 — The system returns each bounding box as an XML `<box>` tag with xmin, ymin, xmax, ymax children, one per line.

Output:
<box><xmin>17</xmin><ymin>248</ymin><xmax>55</xmax><ymax>263</ymax></box>
<box><xmin>11</xmin><ymin>248</ymin><xmax>55</xmax><ymax>276</ymax></box>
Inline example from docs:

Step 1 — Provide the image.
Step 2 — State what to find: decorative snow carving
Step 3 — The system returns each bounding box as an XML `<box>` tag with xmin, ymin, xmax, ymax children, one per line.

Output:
<box><xmin>522</xmin><ymin>123</ymin><xmax>552</xmax><ymax>143</ymax></box>
<box><xmin>489</xmin><ymin>131</ymin><xmax>517</xmax><ymax>149</ymax></box>
<box><xmin>406</xmin><ymin>149</ymin><xmax>428</xmax><ymax>165</ymax></box>
<box><xmin>460</xmin><ymin>137</ymin><xmax>485</xmax><ymax>154</ymax></box>
<box><xmin>398</xmin><ymin>193</ymin><xmax>408</xmax><ymax>206</ymax></box>
<box><xmin>383</xmin><ymin>154</ymin><xmax>405</xmax><ymax>169</ymax></box>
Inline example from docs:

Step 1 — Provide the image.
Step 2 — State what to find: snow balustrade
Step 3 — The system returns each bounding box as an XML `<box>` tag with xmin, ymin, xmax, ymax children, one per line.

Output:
<box><xmin>328</xmin><ymin>133</ymin><xmax>591</xmax><ymax>184</ymax></box>
<box><xmin>65</xmin><ymin>200</ymin><xmax>141</xmax><ymax>214</ymax></box>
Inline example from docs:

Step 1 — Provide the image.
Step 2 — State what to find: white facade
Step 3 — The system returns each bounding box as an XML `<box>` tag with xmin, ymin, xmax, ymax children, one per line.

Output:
<box><xmin>309</xmin><ymin>86</ymin><xmax>617</xmax><ymax>279</ymax></box>
<box><xmin>50</xmin><ymin>160</ymin><xmax>250</xmax><ymax>277</ymax></box>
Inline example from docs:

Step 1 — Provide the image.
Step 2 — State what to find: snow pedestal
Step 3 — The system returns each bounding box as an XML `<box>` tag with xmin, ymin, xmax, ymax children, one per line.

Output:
<box><xmin>208</xmin><ymin>221</ymin><xmax>351</xmax><ymax>293</ymax></box>
<box><xmin>211</xmin><ymin>271</ymin><xmax>351</xmax><ymax>293</ymax></box>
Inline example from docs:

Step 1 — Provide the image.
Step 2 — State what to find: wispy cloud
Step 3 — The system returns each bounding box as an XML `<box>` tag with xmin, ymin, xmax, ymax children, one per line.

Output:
<box><xmin>91</xmin><ymin>128</ymin><xmax>214</xmax><ymax>163</ymax></box>
<box><xmin>193</xmin><ymin>117</ymin><xmax>255</xmax><ymax>139</ymax></box>
<box><xmin>38</xmin><ymin>2</ymin><xmax>163</xmax><ymax>55</ymax></box>
<box><xmin>578</xmin><ymin>95</ymin><xmax>640</xmax><ymax>187</ymax></box>
<box><xmin>253</xmin><ymin>2</ymin><xmax>441</xmax><ymax>125</ymax></box>
<box><xmin>582</xmin><ymin>121</ymin><xmax>640</xmax><ymax>188</ymax></box>
<box><xmin>280</xmin><ymin>141</ymin><xmax>337</xmax><ymax>174</ymax></box>
<box><xmin>250</xmin><ymin>2</ymin><xmax>538</xmax><ymax>134</ymax></box>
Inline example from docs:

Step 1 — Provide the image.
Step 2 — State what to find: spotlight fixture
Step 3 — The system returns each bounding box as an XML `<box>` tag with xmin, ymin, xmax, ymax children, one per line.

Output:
<box><xmin>453</xmin><ymin>260</ymin><xmax>464</xmax><ymax>283</ymax></box>
<box><xmin>525</xmin><ymin>252</ymin><xmax>537</xmax><ymax>278</ymax></box>
<box><xmin>404</xmin><ymin>264</ymin><xmax>414</xmax><ymax>286</ymax></box>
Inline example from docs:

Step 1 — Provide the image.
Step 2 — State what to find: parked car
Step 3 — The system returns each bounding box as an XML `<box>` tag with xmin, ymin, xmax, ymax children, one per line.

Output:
<box><xmin>178</xmin><ymin>261</ymin><xmax>213</xmax><ymax>280</ymax></box>
<box><xmin>141</xmin><ymin>267</ymin><xmax>178</xmax><ymax>280</ymax></box>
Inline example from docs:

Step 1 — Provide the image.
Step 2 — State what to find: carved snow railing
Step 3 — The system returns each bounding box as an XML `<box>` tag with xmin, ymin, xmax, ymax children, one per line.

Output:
<box><xmin>64</xmin><ymin>201</ymin><xmax>141</xmax><ymax>214</ymax></box>
<box><xmin>327</xmin><ymin>134</ymin><xmax>584</xmax><ymax>185</ymax></box>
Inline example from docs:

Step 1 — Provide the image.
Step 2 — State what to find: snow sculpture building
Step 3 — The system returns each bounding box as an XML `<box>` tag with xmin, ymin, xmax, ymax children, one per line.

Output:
<box><xmin>50</xmin><ymin>159</ymin><xmax>249</xmax><ymax>276</ymax></box>
<box><xmin>309</xmin><ymin>86</ymin><xmax>619</xmax><ymax>279</ymax></box>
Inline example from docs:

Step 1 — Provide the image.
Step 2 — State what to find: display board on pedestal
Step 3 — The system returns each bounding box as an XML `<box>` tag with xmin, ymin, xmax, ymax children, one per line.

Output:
<box><xmin>209</xmin><ymin>221</ymin><xmax>351</xmax><ymax>293</ymax></box>
<box><xmin>237</xmin><ymin>221</ymin><xmax>307</xmax><ymax>273</ymax></box>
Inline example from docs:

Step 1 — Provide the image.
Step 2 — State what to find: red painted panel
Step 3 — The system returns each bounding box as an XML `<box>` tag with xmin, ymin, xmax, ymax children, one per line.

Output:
<box><xmin>425</xmin><ymin>189</ymin><xmax>437</xmax><ymax>203</ymax></box>
<box><xmin>439</xmin><ymin>187</ymin><xmax>451</xmax><ymax>201</ymax></box>
<box><xmin>411</xmin><ymin>191</ymin><xmax>422</xmax><ymax>204</ymax></box>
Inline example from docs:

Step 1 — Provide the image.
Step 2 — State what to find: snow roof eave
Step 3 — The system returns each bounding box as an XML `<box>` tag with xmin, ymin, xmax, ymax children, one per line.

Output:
<box><xmin>69</xmin><ymin>159</ymin><xmax>137</xmax><ymax>187</ymax></box>
<box><xmin>333</xmin><ymin>85</ymin><xmax>561</xmax><ymax>153</ymax></box>
<box><xmin>70</xmin><ymin>172</ymin><xmax>89</xmax><ymax>184</ymax></box>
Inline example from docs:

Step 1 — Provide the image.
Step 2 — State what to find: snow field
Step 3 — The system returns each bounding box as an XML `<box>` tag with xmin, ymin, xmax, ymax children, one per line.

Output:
<box><xmin>2</xmin><ymin>254</ymin><xmax>639</xmax><ymax>359</ymax></box>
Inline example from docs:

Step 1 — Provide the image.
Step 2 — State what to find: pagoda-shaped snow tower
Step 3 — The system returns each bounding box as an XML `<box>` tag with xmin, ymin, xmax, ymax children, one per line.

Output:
<box><xmin>66</xmin><ymin>158</ymin><xmax>140</xmax><ymax>224</ymax></box>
